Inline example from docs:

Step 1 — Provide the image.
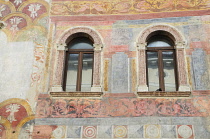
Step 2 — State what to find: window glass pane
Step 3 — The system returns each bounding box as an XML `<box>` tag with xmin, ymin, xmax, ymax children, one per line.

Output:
<box><xmin>147</xmin><ymin>52</ymin><xmax>160</xmax><ymax>91</ymax></box>
<box><xmin>162</xmin><ymin>51</ymin><xmax>176</xmax><ymax>91</ymax></box>
<box><xmin>147</xmin><ymin>37</ymin><xmax>173</xmax><ymax>48</ymax></box>
<box><xmin>66</xmin><ymin>54</ymin><xmax>78</xmax><ymax>91</ymax></box>
<box><xmin>147</xmin><ymin>40</ymin><xmax>171</xmax><ymax>47</ymax></box>
<box><xmin>81</xmin><ymin>54</ymin><xmax>93</xmax><ymax>91</ymax></box>
<box><xmin>69</xmin><ymin>37</ymin><xmax>93</xmax><ymax>49</ymax></box>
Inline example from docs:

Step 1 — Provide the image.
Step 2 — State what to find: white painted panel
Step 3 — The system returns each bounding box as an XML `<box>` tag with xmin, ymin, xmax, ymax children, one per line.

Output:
<box><xmin>0</xmin><ymin>41</ymin><xmax>34</xmax><ymax>102</ymax></box>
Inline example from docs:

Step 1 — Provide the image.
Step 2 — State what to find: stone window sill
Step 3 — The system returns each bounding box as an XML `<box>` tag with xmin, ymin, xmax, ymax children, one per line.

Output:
<box><xmin>137</xmin><ymin>91</ymin><xmax>191</xmax><ymax>97</ymax></box>
<box><xmin>50</xmin><ymin>92</ymin><xmax>103</xmax><ymax>97</ymax></box>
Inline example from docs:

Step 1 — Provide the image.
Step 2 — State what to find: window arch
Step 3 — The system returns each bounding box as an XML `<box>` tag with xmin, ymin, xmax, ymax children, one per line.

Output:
<box><xmin>137</xmin><ymin>24</ymin><xmax>190</xmax><ymax>94</ymax></box>
<box><xmin>51</xmin><ymin>27</ymin><xmax>103</xmax><ymax>97</ymax></box>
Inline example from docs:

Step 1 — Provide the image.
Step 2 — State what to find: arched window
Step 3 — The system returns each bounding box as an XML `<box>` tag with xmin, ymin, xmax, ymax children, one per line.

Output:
<box><xmin>146</xmin><ymin>34</ymin><xmax>178</xmax><ymax>91</ymax></box>
<box><xmin>137</xmin><ymin>25</ymin><xmax>190</xmax><ymax>97</ymax></box>
<box><xmin>63</xmin><ymin>36</ymin><xmax>94</xmax><ymax>92</ymax></box>
<box><xmin>51</xmin><ymin>27</ymin><xmax>103</xmax><ymax>97</ymax></box>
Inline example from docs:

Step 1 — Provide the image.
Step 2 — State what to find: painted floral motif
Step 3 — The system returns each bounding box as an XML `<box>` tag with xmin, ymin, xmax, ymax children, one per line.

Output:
<box><xmin>10</xmin><ymin>17</ymin><xmax>23</xmax><ymax>32</ymax></box>
<box><xmin>36</xmin><ymin>96</ymin><xmax>206</xmax><ymax>118</ymax></box>
<box><xmin>51</xmin><ymin>0</ymin><xmax>210</xmax><ymax>15</ymax></box>
<box><xmin>31</xmin><ymin>72</ymin><xmax>41</xmax><ymax>84</ymax></box>
<box><xmin>30</xmin><ymin>43</ymin><xmax>45</xmax><ymax>87</ymax></box>
<box><xmin>144</xmin><ymin>0</ymin><xmax>166</xmax><ymax>9</ymax></box>
<box><xmin>73</xmin><ymin>2</ymin><xmax>90</xmax><ymax>13</ymax></box>
<box><xmin>0</xmin><ymin>5</ymin><xmax>6</xmax><ymax>17</ymax></box>
<box><xmin>6</xmin><ymin>104</ymin><xmax>20</xmax><ymax>123</ymax></box>
<box><xmin>92</xmin><ymin>2</ymin><xmax>111</xmax><ymax>13</ymax></box>
<box><xmin>187</xmin><ymin>0</ymin><xmax>208</xmax><ymax>7</ymax></box>
<box><xmin>34</xmin><ymin>47</ymin><xmax>45</xmax><ymax>63</ymax></box>
<box><xmin>14</xmin><ymin>0</ymin><xmax>23</xmax><ymax>6</ymax></box>
<box><xmin>28</xmin><ymin>4</ymin><xmax>42</xmax><ymax>18</ymax></box>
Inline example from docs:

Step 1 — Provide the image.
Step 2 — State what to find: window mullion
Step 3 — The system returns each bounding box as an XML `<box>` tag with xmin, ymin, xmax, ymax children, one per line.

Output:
<box><xmin>173</xmin><ymin>50</ymin><xmax>178</xmax><ymax>91</ymax></box>
<box><xmin>158</xmin><ymin>50</ymin><xmax>165</xmax><ymax>91</ymax></box>
<box><xmin>91</xmin><ymin>52</ymin><xmax>94</xmax><ymax>86</ymax></box>
<box><xmin>77</xmin><ymin>52</ymin><xmax>83</xmax><ymax>91</ymax></box>
<box><xmin>63</xmin><ymin>51</ymin><xmax>69</xmax><ymax>91</ymax></box>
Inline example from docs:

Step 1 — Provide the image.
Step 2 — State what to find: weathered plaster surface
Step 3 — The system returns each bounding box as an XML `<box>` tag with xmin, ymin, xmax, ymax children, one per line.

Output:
<box><xmin>1</xmin><ymin>0</ymin><xmax>210</xmax><ymax>138</ymax></box>
<box><xmin>51</xmin><ymin>0</ymin><xmax>210</xmax><ymax>16</ymax></box>
<box><xmin>0</xmin><ymin>41</ymin><xmax>34</xmax><ymax>102</ymax></box>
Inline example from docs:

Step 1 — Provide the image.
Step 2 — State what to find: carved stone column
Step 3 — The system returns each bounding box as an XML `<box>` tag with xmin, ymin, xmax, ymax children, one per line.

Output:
<box><xmin>51</xmin><ymin>43</ymin><xmax>67</xmax><ymax>92</ymax></box>
<box><xmin>91</xmin><ymin>44</ymin><xmax>102</xmax><ymax>92</ymax></box>
<box><xmin>176</xmin><ymin>42</ymin><xmax>190</xmax><ymax>91</ymax></box>
<box><xmin>137</xmin><ymin>42</ymin><xmax>148</xmax><ymax>91</ymax></box>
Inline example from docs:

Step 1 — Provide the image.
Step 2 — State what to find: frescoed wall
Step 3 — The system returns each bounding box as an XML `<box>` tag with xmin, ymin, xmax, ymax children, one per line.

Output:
<box><xmin>51</xmin><ymin>0</ymin><xmax>210</xmax><ymax>16</ymax></box>
<box><xmin>1</xmin><ymin>0</ymin><xmax>210</xmax><ymax>138</ymax></box>
<box><xmin>0</xmin><ymin>0</ymin><xmax>50</xmax><ymax>106</ymax></box>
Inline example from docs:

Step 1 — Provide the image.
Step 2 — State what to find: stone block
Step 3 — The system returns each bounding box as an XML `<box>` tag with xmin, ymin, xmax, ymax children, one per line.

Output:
<box><xmin>67</xmin><ymin>126</ymin><xmax>81</xmax><ymax>138</ymax></box>
<box><xmin>171</xmin><ymin>117</ymin><xmax>194</xmax><ymax>125</ymax></box>
<box><xmin>192</xmin><ymin>48</ymin><xmax>209</xmax><ymax>90</ymax></box>
<box><xmin>111</xmin><ymin>52</ymin><xmax>129</xmax><ymax>93</ymax></box>
<box><xmin>111</xmin><ymin>28</ymin><xmax>133</xmax><ymax>45</ymax></box>
<box><xmin>52</xmin><ymin>126</ymin><xmax>66</xmax><ymax>138</ymax></box>
<box><xmin>98</xmin><ymin>126</ymin><xmax>112</xmax><ymax>138</ymax></box>
<box><xmin>144</xmin><ymin>124</ymin><xmax>161</xmax><ymax>138</ymax></box>
<box><xmin>193</xmin><ymin>125</ymin><xmax>210</xmax><ymax>138</ymax></box>
<box><xmin>82</xmin><ymin>126</ymin><xmax>97</xmax><ymax>138</ymax></box>
<box><xmin>128</xmin><ymin>125</ymin><xmax>143</xmax><ymax>138</ymax></box>
<box><xmin>177</xmin><ymin>125</ymin><xmax>194</xmax><ymax>139</ymax></box>
<box><xmin>113</xmin><ymin>125</ymin><xmax>128</xmax><ymax>138</ymax></box>
<box><xmin>161</xmin><ymin>125</ymin><xmax>176</xmax><ymax>138</ymax></box>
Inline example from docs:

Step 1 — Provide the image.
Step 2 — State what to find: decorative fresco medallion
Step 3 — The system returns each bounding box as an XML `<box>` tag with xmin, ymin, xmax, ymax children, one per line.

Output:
<box><xmin>0</xmin><ymin>4</ymin><xmax>11</xmax><ymax>20</ymax></box>
<box><xmin>144</xmin><ymin>125</ymin><xmax>161</xmax><ymax>138</ymax></box>
<box><xmin>83</xmin><ymin>126</ymin><xmax>97</xmax><ymax>138</ymax></box>
<box><xmin>5</xmin><ymin>16</ymin><xmax>27</xmax><ymax>32</ymax></box>
<box><xmin>177</xmin><ymin>125</ymin><xmax>194</xmax><ymax>138</ymax></box>
<box><xmin>22</xmin><ymin>3</ymin><xmax>47</xmax><ymax>21</ymax></box>
<box><xmin>52</xmin><ymin>126</ymin><xmax>66</xmax><ymax>138</ymax></box>
<box><xmin>114</xmin><ymin>125</ymin><xmax>127</xmax><ymax>138</ymax></box>
<box><xmin>10</xmin><ymin>0</ymin><xmax>27</xmax><ymax>9</ymax></box>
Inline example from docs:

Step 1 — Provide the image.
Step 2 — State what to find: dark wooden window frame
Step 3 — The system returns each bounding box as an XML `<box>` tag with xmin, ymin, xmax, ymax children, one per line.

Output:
<box><xmin>146</xmin><ymin>45</ymin><xmax>178</xmax><ymax>91</ymax></box>
<box><xmin>63</xmin><ymin>49</ymin><xmax>94</xmax><ymax>91</ymax></box>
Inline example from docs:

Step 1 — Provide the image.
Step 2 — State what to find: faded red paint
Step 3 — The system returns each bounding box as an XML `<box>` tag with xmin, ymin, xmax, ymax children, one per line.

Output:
<box><xmin>22</xmin><ymin>3</ymin><xmax>47</xmax><ymax>21</ymax></box>
<box><xmin>32</xmin><ymin>125</ymin><xmax>56</xmax><ymax>138</ymax></box>
<box><xmin>51</xmin><ymin>10</ymin><xmax>210</xmax><ymax>22</ymax></box>
<box><xmin>0</xmin><ymin>104</ymin><xmax>28</xmax><ymax>127</ymax></box>
<box><xmin>36</xmin><ymin>93</ymin><xmax>210</xmax><ymax>118</ymax></box>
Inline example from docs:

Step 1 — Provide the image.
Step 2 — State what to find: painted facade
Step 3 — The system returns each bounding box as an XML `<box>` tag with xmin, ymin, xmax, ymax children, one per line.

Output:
<box><xmin>0</xmin><ymin>0</ymin><xmax>210</xmax><ymax>138</ymax></box>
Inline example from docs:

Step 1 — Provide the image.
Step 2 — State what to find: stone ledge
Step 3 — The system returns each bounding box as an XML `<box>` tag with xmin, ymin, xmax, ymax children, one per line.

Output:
<box><xmin>50</xmin><ymin>92</ymin><xmax>103</xmax><ymax>97</ymax></box>
<box><xmin>137</xmin><ymin>91</ymin><xmax>191</xmax><ymax>97</ymax></box>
